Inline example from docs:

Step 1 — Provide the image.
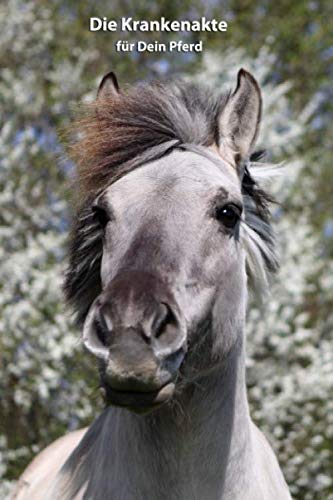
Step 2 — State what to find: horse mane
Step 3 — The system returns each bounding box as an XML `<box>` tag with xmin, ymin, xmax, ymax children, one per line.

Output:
<box><xmin>64</xmin><ymin>80</ymin><xmax>279</xmax><ymax>325</ymax></box>
<box><xmin>70</xmin><ymin>81</ymin><xmax>226</xmax><ymax>203</ymax></box>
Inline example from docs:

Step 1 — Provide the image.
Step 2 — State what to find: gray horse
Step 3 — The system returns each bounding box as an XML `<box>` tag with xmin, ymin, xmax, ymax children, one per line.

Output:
<box><xmin>13</xmin><ymin>69</ymin><xmax>291</xmax><ymax>500</ymax></box>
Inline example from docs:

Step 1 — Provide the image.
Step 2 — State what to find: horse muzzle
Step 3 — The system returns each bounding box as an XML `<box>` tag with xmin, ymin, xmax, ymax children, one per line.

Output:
<box><xmin>82</xmin><ymin>271</ymin><xmax>187</xmax><ymax>412</ymax></box>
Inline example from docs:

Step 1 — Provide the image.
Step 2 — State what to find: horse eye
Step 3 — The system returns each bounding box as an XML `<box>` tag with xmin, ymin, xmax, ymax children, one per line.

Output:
<box><xmin>92</xmin><ymin>205</ymin><xmax>109</xmax><ymax>229</ymax></box>
<box><xmin>215</xmin><ymin>204</ymin><xmax>242</xmax><ymax>229</ymax></box>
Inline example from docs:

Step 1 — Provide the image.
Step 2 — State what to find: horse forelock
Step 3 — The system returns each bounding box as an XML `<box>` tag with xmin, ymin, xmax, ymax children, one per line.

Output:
<box><xmin>69</xmin><ymin>80</ymin><xmax>226</xmax><ymax>203</ymax></box>
<box><xmin>64</xmin><ymin>80</ymin><xmax>279</xmax><ymax>324</ymax></box>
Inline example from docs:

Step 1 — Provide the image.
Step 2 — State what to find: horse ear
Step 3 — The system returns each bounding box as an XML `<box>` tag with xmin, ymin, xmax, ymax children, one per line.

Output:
<box><xmin>97</xmin><ymin>71</ymin><xmax>120</xmax><ymax>99</ymax></box>
<box><xmin>218</xmin><ymin>69</ymin><xmax>262</xmax><ymax>165</ymax></box>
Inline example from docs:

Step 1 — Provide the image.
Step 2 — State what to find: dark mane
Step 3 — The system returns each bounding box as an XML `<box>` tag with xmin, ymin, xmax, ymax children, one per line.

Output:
<box><xmin>70</xmin><ymin>81</ymin><xmax>228</xmax><ymax>204</ymax></box>
<box><xmin>64</xmin><ymin>80</ymin><xmax>278</xmax><ymax>325</ymax></box>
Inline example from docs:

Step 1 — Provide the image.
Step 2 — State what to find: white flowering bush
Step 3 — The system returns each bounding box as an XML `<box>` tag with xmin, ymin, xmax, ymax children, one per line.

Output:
<box><xmin>0</xmin><ymin>3</ymin><xmax>331</xmax><ymax>498</ymax></box>
<box><xmin>0</xmin><ymin>1</ymin><xmax>101</xmax><ymax>493</ymax></box>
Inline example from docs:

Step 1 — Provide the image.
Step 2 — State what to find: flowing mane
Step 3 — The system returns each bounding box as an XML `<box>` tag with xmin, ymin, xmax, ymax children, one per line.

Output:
<box><xmin>71</xmin><ymin>81</ymin><xmax>227</xmax><ymax>200</ymax></box>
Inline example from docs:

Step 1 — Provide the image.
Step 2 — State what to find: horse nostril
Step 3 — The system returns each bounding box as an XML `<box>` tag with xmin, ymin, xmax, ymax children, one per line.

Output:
<box><xmin>94</xmin><ymin>311</ymin><xmax>112</xmax><ymax>347</ymax></box>
<box><xmin>153</xmin><ymin>303</ymin><xmax>177</xmax><ymax>339</ymax></box>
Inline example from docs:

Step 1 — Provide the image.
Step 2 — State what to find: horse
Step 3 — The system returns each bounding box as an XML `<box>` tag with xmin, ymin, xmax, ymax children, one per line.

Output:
<box><xmin>13</xmin><ymin>68</ymin><xmax>292</xmax><ymax>499</ymax></box>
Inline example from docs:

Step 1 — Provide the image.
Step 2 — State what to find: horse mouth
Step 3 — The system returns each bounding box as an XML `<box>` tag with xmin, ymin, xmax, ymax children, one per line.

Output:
<box><xmin>102</xmin><ymin>381</ymin><xmax>176</xmax><ymax>413</ymax></box>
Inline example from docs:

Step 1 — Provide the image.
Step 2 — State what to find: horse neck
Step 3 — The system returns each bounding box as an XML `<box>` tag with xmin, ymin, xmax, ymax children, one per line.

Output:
<box><xmin>61</xmin><ymin>326</ymin><xmax>253</xmax><ymax>500</ymax></box>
